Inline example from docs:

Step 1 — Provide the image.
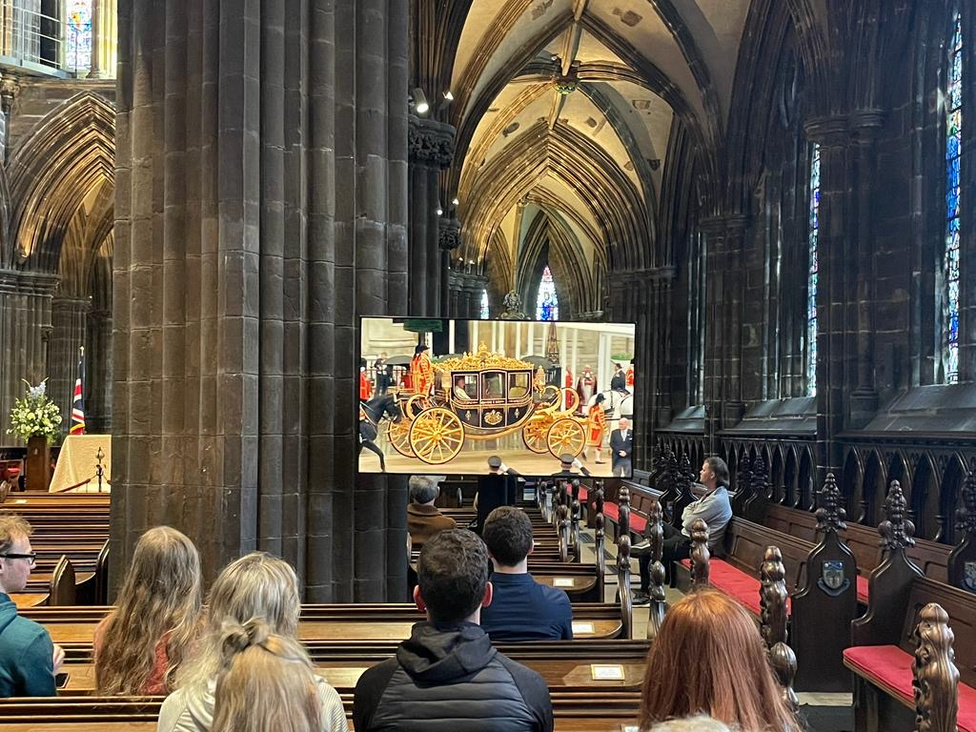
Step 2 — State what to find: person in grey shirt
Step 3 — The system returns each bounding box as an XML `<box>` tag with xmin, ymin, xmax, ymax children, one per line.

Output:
<box><xmin>632</xmin><ymin>456</ymin><xmax>732</xmax><ymax>604</ymax></box>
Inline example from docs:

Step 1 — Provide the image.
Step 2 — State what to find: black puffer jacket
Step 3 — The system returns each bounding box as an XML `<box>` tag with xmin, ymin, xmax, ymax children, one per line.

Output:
<box><xmin>353</xmin><ymin>621</ymin><xmax>553</xmax><ymax>732</ymax></box>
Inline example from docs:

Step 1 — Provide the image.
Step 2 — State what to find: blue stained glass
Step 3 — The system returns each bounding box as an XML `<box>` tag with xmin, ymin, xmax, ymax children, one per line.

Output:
<box><xmin>65</xmin><ymin>0</ymin><xmax>93</xmax><ymax>72</ymax></box>
<box><xmin>536</xmin><ymin>265</ymin><xmax>559</xmax><ymax>321</ymax></box>
<box><xmin>806</xmin><ymin>143</ymin><xmax>821</xmax><ymax>397</ymax></box>
<box><xmin>944</xmin><ymin>12</ymin><xmax>963</xmax><ymax>384</ymax></box>
<box><xmin>480</xmin><ymin>290</ymin><xmax>489</xmax><ymax>319</ymax></box>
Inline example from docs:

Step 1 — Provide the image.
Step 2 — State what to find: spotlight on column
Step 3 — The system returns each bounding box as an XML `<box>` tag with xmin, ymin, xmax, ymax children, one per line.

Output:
<box><xmin>412</xmin><ymin>88</ymin><xmax>429</xmax><ymax>115</ymax></box>
<box><xmin>436</xmin><ymin>206</ymin><xmax>444</xmax><ymax>216</ymax></box>
<box><xmin>443</xmin><ymin>90</ymin><xmax>454</xmax><ymax>101</ymax></box>
<box><xmin>452</xmin><ymin>197</ymin><xmax>460</xmax><ymax>206</ymax></box>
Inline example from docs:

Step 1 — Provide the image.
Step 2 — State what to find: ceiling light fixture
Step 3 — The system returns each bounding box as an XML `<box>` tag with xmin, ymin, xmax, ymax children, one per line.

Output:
<box><xmin>412</xmin><ymin>88</ymin><xmax>429</xmax><ymax>115</ymax></box>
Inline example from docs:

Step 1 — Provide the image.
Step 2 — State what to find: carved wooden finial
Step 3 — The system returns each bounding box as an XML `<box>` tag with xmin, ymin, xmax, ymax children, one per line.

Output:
<box><xmin>557</xmin><ymin>503</ymin><xmax>570</xmax><ymax>563</ymax></box>
<box><xmin>595</xmin><ymin>483</ymin><xmax>605</xmax><ymax>543</ymax></box>
<box><xmin>815</xmin><ymin>472</ymin><xmax>847</xmax><ymax>534</ymax></box>
<box><xmin>617</xmin><ymin>485</ymin><xmax>633</xmax><ymax>639</ymax></box>
<box><xmin>879</xmin><ymin>480</ymin><xmax>916</xmax><ymax>551</ymax></box>
<box><xmin>618</xmin><ymin>485</ymin><xmax>632</xmax><ymax>568</ymax></box>
<box><xmin>913</xmin><ymin>603</ymin><xmax>959</xmax><ymax>732</ymax></box>
<box><xmin>760</xmin><ymin>545</ymin><xmax>798</xmax><ymax>711</ymax></box>
<box><xmin>689</xmin><ymin>518</ymin><xmax>710</xmax><ymax>589</ymax></box>
<box><xmin>955</xmin><ymin>462</ymin><xmax>976</xmax><ymax>538</ymax></box>
<box><xmin>645</xmin><ymin>497</ymin><xmax>667</xmax><ymax>640</ymax></box>
<box><xmin>750</xmin><ymin>455</ymin><xmax>767</xmax><ymax>496</ymax></box>
<box><xmin>677</xmin><ymin>454</ymin><xmax>694</xmax><ymax>498</ymax></box>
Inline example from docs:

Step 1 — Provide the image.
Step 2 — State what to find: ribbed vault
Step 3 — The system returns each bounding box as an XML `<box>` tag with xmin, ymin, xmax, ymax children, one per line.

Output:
<box><xmin>6</xmin><ymin>91</ymin><xmax>115</xmax><ymax>273</ymax></box>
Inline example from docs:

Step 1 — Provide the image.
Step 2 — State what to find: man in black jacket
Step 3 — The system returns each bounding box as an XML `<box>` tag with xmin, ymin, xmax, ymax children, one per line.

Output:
<box><xmin>353</xmin><ymin>529</ymin><xmax>553</xmax><ymax>732</ymax></box>
<box><xmin>473</xmin><ymin>455</ymin><xmax>520</xmax><ymax>533</ymax></box>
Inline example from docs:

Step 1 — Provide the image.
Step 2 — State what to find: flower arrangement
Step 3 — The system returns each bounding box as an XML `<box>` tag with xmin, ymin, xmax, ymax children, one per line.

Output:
<box><xmin>7</xmin><ymin>380</ymin><xmax>62</xmax><ymax>444</ymax></box>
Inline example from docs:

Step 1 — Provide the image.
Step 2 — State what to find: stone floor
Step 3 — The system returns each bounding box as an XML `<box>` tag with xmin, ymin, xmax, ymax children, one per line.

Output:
<box><xmin>579</xmin><ymin>531</ymin><xmax>854</xmax><ymax>732</ymax></box>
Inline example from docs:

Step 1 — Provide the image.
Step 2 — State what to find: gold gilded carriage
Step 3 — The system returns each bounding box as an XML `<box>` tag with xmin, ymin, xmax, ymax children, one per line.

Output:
<box><xmin>384</xmin><ymin>344</ymin><xmax>586</xmax><ymax>465</ymax></box>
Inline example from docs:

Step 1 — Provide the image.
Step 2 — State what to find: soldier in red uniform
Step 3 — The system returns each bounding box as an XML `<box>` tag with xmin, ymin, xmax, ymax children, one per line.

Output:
<box><xmin>359</xmin><ymin>359</ymin><xmax>373</xmax><ymax>400</ymax></box>
<box><xmin>584</xmin><ymin>393</ymin><xmax>608</xmax><ymax>464</ymax></box>
<box><xmin>410</xmin><ymin>344</ymin><xmax>434</xmax><ymax>396</ymax></box>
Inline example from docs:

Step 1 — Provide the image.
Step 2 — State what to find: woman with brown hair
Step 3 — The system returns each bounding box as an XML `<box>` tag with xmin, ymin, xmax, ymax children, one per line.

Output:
<box><xmin>638</xmin><ymin>590</ymin><xmax>801</xmax><ymax>732</ymax></box>
<box><xmin>94</xmin><ymin>526</ymin><xmax>203</xmax><ymax>695</ymax></box>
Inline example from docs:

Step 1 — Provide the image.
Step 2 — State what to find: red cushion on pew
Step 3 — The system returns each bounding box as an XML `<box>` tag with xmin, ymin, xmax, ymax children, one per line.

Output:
<box><xmin>594</xmin><ymin>501</ymin><xmax>646</xmax><ymax>533</ymax></box>
<box><xmin>578</xmin><ymin>487</ymin><xmax>588</xmax><ymax>501</ymax></box>
<box><xmin>843</xmin><ymin>645</ymin><xmax>976</xmax><ymax>732</ymax></box>
<box><xmin>856</xmin><ymin>574</ymin><xmax>869</xmax><ymax>604</ymax></box>
<box><xmin>679</xmin><ymin>558</ymin><xmax>766</xmax><ymax>615</ymax></box>
<box><xmin>603</xmin><ymin>502</ymin><xmax>618</xmax><ymax>522</ymax></box>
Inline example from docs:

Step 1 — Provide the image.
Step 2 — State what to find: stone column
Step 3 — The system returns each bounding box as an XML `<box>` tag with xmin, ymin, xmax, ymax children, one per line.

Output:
<box><xmin>0</xmin><ymin>269</ymin><xmax>57</xmax><ymax>439</ymax></box>
<box><xmin>49</xmin><ymin>296</ymin><xmax>90</xmax><ymax>434</ymax></box>
<box><xmin>408</xmin><ymin>116</ymin><xmax>454</xmax><ymax>317</ymax></box>
<box><xmin>848</xmin><ymin>111</ymin><xmax>884</xmax><ymax>427</ymax></box>
<box><xmin>805</xmin><ymin>117</ymin><xmax>852</xmax><ymax>485</ymax></box>
<box><xmin>86</xmin><ymin>306</ymin><xmax>112</xmax><ymax>433</ymax></box>
<box><xmin>113</xmin><ymin>0</ymin><xmax>409</xmax><ymax>601</ymax></box>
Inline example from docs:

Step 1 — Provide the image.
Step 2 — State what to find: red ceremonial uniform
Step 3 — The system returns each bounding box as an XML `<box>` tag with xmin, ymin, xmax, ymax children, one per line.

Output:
<box><xmin>626</xmin><ymin>367</ymin><xmax>634</xmax><ymax>387</ymax></box>
<box><xmin>359</xmin><ymin>371</ymin><xmax>373</xmax><ymax>400</ymax></box>
<box><xmin>411</xmin><ymin>353</ymin><xmax>434</xmax><ymax>395</ymax></box>
<box><xmin>586</xmin><ymin>403</ymin><xmax>607</xmax><ymax>447</ymax></box>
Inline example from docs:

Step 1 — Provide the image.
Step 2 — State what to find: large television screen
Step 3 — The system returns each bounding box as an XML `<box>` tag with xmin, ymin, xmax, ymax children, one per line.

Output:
<box><xmin>358</xmin><ymin>317</ymin><xmax>635</xmax><ymax>477</ymax></box>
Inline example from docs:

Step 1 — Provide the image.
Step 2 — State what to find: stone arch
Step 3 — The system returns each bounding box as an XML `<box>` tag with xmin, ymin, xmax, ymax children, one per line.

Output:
<box><xmin>783</xmin><ymin>445</ymin><xmax>798</xmax><ymax>507</ymax></box>
<box><xmin>7</xmin><ymin>91</ymin><xmax>115</xmax><ymax>274</ymax></box>
<box><xmin>841</xmin><ymin>448</ymin><xmax>864</xmax><ymax>523</ymax></box>
<box><xmin>862</xmin><ymin>450</ymin><xmax>888</xmax><ymax>526</ymax></box>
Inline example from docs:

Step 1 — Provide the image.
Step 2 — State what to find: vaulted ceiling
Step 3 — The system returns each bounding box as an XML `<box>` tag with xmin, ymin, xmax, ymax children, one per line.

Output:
<box><xmin>446</xmin><ymin>0</ymin><xmax>753</xmax><ymax>307</ymax></box>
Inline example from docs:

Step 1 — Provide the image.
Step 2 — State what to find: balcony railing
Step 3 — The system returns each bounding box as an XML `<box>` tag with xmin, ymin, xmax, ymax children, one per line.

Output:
<box><xmin>0</xmin><ymin>1</ymin><xmax>93</xmax><ymax>76</ymax></box>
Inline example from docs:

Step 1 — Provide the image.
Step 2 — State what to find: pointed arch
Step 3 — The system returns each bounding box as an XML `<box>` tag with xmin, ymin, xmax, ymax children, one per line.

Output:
<box><xmin>6</xmin><ymin>91</ymin><xmax>116</xmax><ymax>273</ymax></box>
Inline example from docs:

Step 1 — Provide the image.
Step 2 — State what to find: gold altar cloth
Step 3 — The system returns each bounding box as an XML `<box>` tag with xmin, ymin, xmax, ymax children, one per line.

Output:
<box><xmin>49</xmin><ymin>435</ymin><xmax>112</xmax><ymax>493</ymax></box>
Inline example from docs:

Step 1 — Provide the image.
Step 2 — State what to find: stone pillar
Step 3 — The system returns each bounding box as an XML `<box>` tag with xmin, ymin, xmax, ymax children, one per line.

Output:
<box><xmin>848</xmin><ymin>111</ymin><xmax>884</xmax><ymax>427</ymax></box>
<box><xmin>700</xmin><ymin>215</ymin><xmax>749</xmax><ymax>452</ymax></box>
<box><xmin>113</xmin><ymin>0</ymin><xmax>409</xmax><ymax>601</ymax></box>
<box><xmin>49</xmin><ymin>296</ymin><xmax>90</xmax><ymax>434</ymax></box>
<box><xmin>408</xmin><ymin>116</ymin><xmax>454</xmax><ymax>317</ymax></box>
<box><xmin>86</xmin><ymin>306</ymin><xmax>112</xmax><ymax>433</ymax></box>
<box><xmin>0</xmin><ymin>269</ymin><xmax>57</xmax><ymax>439</ymax></box>
<box><xmin>805</xmin><ymin>117</ymin><xmax>852</xmax><ymax>485</ymax></box>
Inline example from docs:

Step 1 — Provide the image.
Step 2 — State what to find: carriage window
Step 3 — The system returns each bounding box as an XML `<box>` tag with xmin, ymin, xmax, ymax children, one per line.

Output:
<box><xmin>482</xmin><ymin>372</ymin><xmax>504</xmax><ymax>398</ymax></box>
<box><xmin>452</xmin><ymin>375</ymin><xmax>477</xmax><ymax>400</ymax></box>
<box><xmin>509</xmin><ymin>373</ymin><xmax>530</xmax><ymax>399</ymax></box>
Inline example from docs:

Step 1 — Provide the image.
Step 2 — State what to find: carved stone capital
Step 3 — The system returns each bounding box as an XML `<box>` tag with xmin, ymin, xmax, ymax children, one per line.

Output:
<box><xmin>0</xmin><ymin>268</ymin><xmax>59</xmax><ymax>296</ymax></box>
<box><xmin>804</xmin><ymin>116</ymin><xmax>851</xmax><ymax>147</ymax></box>
<box><xmin>408</xmin><ymin>115</ymin><xmax>455</xmax><ymax>168</ymax></box>
<box><xmin>438</xmin><ymin>215</ymin><xmax>461</xmax><ymax>251</ymax></box>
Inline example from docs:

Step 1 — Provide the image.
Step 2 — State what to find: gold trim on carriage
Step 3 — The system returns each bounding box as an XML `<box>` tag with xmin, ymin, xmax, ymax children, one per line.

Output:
<box><xmin>382</xmin><ymin>344</ymin><xmax>587</xmax><ymax>465</ymax></box>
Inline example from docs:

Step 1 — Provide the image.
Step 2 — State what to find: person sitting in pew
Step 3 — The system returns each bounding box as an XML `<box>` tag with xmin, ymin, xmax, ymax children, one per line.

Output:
<box><xmin>158</xmin><ymin>552</ymin><xmax>347</xmax><ymax>732</ymax></box>
<box><xmin>94</xmin><ymin>526</ymin><xmax>202</xmax><ymax>695</ymax></box>
<box><xmin>638</xmin><ymin>590</ymin><xmax>800</xmax><ymax>732</ymax></box>
<box><xmin>0</xmin><ymin>513</ymin><xmax>63</xmax><ymax>697</ymax></box>
<box><xmin>354</xmin><ymin>529</ymin><xmax>553</xmax><ymax>731</ymax></box>
<box><xmin>211</xmin><ymin>618</ymin><xmax>322</xmax><ymax>732</ymax></box>
<box><xmin>407</xmin><ymin>476</ymin><xmax>456</xmax><ymax>549</ymax></box>
<box><xmin>479</xmin><ymin>507</ymin><xmax>572</xmax><ymax>642</ymax></box>
<box><xmin>631</xmin><ymin>456</ymin><xmax>732</xmax><ymax>604</ymax></box>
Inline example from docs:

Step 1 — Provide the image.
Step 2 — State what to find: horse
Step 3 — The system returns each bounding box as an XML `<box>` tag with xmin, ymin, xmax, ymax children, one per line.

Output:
<box><xmin>359</xmin><ymin>393</ymin><xmax>404</xmax><ymax>472</ymax></box>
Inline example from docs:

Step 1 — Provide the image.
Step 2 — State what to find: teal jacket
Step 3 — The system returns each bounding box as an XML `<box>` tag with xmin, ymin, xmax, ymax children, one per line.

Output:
<box><xmin>0</xmin><ymin>592</ymin><xmax>55</xmax><ymax>697</ymax></box>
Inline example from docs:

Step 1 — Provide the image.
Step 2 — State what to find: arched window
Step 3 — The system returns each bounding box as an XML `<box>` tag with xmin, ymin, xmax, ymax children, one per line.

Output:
<box><xmin>479</xmin><ymin>289</ymin><xmax>489</xmax><ymax>319</ymax></box>
<box><xmin>65</xmin><ymin>0</ymin><xmax>93</xmax><ymax>72</ymax></box>
<box><xmin>944</xmin><ymin>11</ymin><xmax>963</xmax><ymax>384</ymax></box>
<box><xmin>806</xmin><ymin>143</ymin><xmax>821</xmax><ymax>397</ymax></box>
<box><xmin>535</xmin><ymin>265</ymin><xmax>559</xmax><ymax>321</ymax></box>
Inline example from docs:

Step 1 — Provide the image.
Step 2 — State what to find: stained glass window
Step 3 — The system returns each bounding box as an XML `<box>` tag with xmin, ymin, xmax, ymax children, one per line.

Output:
<box><xmin>65</xmin><ymin>0</ymin><xmax>93</xmax><ymax>73</ymax></box>
<box><xmin>480</xmin><ymin>289</ymin><xmax>489</xmax><ymax>319</ymax></box>
<box><xmin>536</xmin><ymin>265</ymin><xmax>559</xmax><ymax>321</ymax></box>
<box><xmin>945</xmin><ymin>12</ymin><xmax>963</xmax><ymax>384</ymax></box>
<box><xmin>806</xmin><ymin>143</ymin><xmax>821</xmax><ymax>397</ymax></box>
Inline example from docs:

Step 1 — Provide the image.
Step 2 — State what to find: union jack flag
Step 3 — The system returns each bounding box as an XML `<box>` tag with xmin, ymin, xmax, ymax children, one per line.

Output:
<box><xmin>70</xmin><ymin>347</ymin><xmax>85</xmax><ymax>435</ymax></box>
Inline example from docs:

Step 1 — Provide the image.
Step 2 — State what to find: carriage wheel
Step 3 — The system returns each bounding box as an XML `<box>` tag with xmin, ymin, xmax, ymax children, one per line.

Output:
<box><xmin>561</xmin><ymin>387</ymin><xmax>580</xmax><ymax>414</ymax></box>
<box><xmin>521</xmin><ymin>416</ymin><xmax>551</xmax><ymax>454</ymax></box>
<box><xmin>409</xmin><ymin>408</ymin><xmax>465</xmax><ymax>465</ymax></box>
<box><xmin>386</xmin><ymin>419</ymin><xmax>415</xmax><ymax>458</ymax></box>
<box><xmin>546</xmin><ymin>418</ymin><xmax>585</xmax><ymax>459</ymax></box>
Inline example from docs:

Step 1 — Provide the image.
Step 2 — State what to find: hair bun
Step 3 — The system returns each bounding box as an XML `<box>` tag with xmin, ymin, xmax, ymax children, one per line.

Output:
<box><xmin>219</xmin><ymin>617</ymin><xmax>272</xmax><ymax>661</ymax></box>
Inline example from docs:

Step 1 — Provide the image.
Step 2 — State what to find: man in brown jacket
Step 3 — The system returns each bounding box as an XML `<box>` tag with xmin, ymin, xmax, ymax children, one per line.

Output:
<box><xmin>407</xmin><ymin>476</ymin><xmax>456</xmax><ymax>549</ymax></box>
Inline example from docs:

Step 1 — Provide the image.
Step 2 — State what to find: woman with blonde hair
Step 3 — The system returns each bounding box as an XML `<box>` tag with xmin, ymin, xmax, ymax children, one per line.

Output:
<box><xmin>157</xmin><ymin>552</ymin><xmax>347</xmax><ymax>732</ymax></box>
<box><xmin>211</xmin><ymin>617</ymin><xmax>321</xmax><ymax>732</ymax></box>
<box><xmin>94</xmin><ymin>526</ymin><xmax>202</xmax><ymax>695</ymax></box>
<box><xmin>638</xmin><ymin>590</ymin><xmax>801</xmax><ymax>732</ymax></box>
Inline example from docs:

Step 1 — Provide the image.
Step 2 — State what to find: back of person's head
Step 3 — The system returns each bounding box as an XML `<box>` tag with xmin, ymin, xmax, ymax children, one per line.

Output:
<box><xmin>706</xmin><ymin>457</ymin><xmax>730</xmax><ymax>488</ymax></box>
<box><xmin>0</xmin><ymin>512</ymin><xmax>31</xmax><ymax>554</ymax></box>
<box><xmin>483</xmin><ymin>507</ymin><xmax>532</xmax><ymax>567</ymax></box>
<box><xmin>409</xmin><ymin>475</ymin><xmax>438</xmax><ymax>504</ymax></box>
<box><xmin>211</xmin><ymin>618</ymin><xmax>320</xmax><ymax>732</ymax></box>
<box><xmin>647</xmin><ymin>716</ymin><xmax>732</xmax><ymax>732</ymax></box>
<box><xmin>96</xmin><ymin>526</ymin><xmax>202</xmax><ymax>694</ymax></box>
<box><xmin>417</xmin><ymin>529</ymin><xmax>489</xmax><ymax>623</ymax></box>
<box><xmin>177</xmin><ymin>552</ymin><xmax>301</xmax><ymax>689</ymax></box>
<box><xmin>639</xmin><ymin>590</ymin><xmax>799</xmax><ymax>732</ymax></box>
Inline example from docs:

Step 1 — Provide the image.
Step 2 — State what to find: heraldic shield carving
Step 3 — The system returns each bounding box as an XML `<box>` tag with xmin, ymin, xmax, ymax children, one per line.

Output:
<box><xmin>818</xmin><ymin>560</ymin><xmax>850</xmax><ymax>596</ymax></box>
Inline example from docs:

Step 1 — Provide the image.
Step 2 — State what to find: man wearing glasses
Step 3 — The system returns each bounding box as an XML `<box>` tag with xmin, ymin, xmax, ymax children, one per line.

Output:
<box><xmin>0</xmin><ymin>514</ymin><xmax>63</xmax><ymax>696</ymax></box>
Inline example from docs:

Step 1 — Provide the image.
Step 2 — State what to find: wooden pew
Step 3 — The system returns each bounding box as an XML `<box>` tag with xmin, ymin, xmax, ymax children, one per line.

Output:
<box><xmin>842</xmin><ymin>483</ymin><xmax>976</xmax><ymax>731</ymax></box>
